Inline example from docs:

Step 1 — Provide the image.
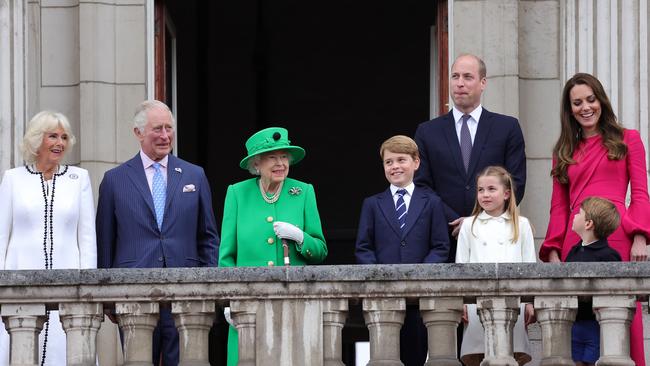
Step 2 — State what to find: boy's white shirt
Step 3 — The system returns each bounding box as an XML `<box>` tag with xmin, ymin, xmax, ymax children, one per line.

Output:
<box><xmin>389</xmin><ymin>182</ymin><xmax>415</xmax><ymax>210</ymax></box>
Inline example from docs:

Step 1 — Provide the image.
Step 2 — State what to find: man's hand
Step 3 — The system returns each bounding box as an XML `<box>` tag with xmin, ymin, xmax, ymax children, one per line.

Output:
<box><xmin>630</xmin><ymin>235</ymin><xmax>648</xmax><ymax>262</ymax></box>
<box><xmin>449</xmin><ymin>217</ymin><xmax>465</xmax><ymax>238</ymax></box>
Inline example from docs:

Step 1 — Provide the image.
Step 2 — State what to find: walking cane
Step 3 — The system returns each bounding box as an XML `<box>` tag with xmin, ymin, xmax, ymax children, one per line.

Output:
<box><xmin>282</xmin><ymin>239</ymin><xmax>290</xmax><ymax>266</ymax></box>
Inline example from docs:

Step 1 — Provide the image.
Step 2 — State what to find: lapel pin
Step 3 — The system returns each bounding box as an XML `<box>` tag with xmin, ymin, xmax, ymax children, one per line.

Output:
<box><xmin>175</xmin><ymin>167</ymin><xmax>182</xmax><ymax>173</ymax></box>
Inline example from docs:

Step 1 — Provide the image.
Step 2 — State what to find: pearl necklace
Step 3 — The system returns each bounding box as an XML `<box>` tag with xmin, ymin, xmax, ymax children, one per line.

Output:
<box><xmin>24</xmin><ymin>163</ymin><xmax>68</xmax><ymax>366</ymax></box>
<box><xmin>259</xmin><ymin>179</ymin><xmax>283</xmax><ymax>204</ymax></box>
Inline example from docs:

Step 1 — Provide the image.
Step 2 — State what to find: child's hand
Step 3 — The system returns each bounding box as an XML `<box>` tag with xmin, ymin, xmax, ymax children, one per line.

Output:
<box><xmin>524</xmin><ymin>303</ymin><xmax>536</xmax><ymax>327</ymax></box>
<box><xmin>462</xmin><ymin>304</ymin><xmax>468</xmax><ymax>324</ymax></box>
<box><xmin>449</xmin><ymin>217</ymin><xmax>465</xmax><ymax>238</ymax></box>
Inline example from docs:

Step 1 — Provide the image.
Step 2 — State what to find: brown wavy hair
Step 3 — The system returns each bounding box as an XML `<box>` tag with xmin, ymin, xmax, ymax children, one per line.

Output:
<box><xmin>551</xmin><ymin>73</ymin><xmax>627</xmax><ymax>184</ymax></box>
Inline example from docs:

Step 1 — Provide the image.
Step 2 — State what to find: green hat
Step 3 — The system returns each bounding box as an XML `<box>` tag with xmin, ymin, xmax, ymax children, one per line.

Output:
<box><xmin>239</xmin><ymin>127</ymin><xmax>306</xmax><ymax>170</ymax></box>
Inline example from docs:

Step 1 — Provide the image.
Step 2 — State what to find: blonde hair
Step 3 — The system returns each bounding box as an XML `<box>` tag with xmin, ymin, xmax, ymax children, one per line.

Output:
<box><xmin>380</xmin><ymin>135</ymin><xmax>419</xmax><ymax>160</ymax></box>
<box><xmin>581</xmin><ymin>196</ymin><xmax>620</xmax><ymax>239</ymax></box>
<box><xmin>21</xmin><ymin>111</ymin><xmax>76</xmax><ymax>165</ymax></box>
<box><xmin>470</xmin><ymin>166</ymin><xmax>520</xmax><ymax>243</ymax></box>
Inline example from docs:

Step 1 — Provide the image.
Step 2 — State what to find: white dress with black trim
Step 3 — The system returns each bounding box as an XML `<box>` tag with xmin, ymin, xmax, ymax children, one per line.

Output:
<box><xmin>0</xmin><ymin>165</ymin><xmax>97</xmax><ymax>365</ymax></box>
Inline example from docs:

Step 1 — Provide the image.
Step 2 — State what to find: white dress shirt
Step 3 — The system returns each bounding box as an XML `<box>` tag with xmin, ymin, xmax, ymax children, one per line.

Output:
<box><xmin>452</xmin><ymin>105</ymin><xmax>482</xmax><ymax>144</ymax></box>
<box><xmin>389</xmin><ymin>182</ymin><xmax>415</xmax><ymax>211</ymax></box>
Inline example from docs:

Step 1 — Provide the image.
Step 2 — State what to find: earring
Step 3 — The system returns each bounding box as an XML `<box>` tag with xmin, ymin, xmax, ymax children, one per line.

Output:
<box><xmin>255</xmin><ymin>168</ymin><xmax>260</xmax><ymax>175</ymax></box>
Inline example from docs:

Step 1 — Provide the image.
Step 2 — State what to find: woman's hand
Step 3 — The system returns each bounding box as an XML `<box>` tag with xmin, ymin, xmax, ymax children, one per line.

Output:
<box><xmin>548</xmin><ymin>249</ymin><xmax>562</xmax><ymax>263</ymax></box>
<box><xmin>524</xmin><ymin>303</ymin><xmax>536</xmax><ymax>327</ymax></box>
<box><xmin>273</xmin><ymin>221</ymin><xmax>304</xmax><ymax>244</ymax></box>
<box><xmin>630</xmin><ymin>235</ymin><xmax>648</xmax><ymax>262</ymax></box>
<box><xmin>462</xmin><ymin>304</ymin><xmax>468</xmax><ymax>324</ymax></box>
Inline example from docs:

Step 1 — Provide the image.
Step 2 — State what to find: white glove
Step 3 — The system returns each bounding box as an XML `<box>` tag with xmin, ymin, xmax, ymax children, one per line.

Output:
<box><xmin>224</xmin><ymin>307</ymin><xmax>233</xmax><ymax>326</ymax></box>
<box><xmin>273</xmin><ymin>221</ymin><xmax>304</xmax><ymax>244</ymax></box>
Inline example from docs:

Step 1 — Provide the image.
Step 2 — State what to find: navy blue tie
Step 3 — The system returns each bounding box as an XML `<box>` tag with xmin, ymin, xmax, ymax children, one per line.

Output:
<box><xmin>460</xmin><ymin>114</ymin><xmax>472</xmax><ymax>172</ymax></box>
<box><xmin>395</xmin><ymin>189</ymin><xmax>407</xmax><ymax>231</ymax></box>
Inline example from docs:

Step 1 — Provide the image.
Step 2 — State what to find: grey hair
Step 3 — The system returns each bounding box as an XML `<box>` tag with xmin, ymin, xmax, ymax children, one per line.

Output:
<box><xmin>246</xmin><ymin>150</ymin><xmax>294</xmax><ymax>175</ymax></box>
<box><xmin>133</xmin><ymin>100</ymin><xmax>176</xmax><ymax>132</ymax></box>
<box><xmin>21</xmin><ymin>111</ymin><xmax>76</xmax><ymax>165</ymax></box>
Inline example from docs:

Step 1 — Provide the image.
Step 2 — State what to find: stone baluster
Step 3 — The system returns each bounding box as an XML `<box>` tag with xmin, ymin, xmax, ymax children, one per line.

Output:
<box><xmin>534</xmin><ymin>296</ymin><xmax>577</xmax><ymax>366</ymax></box>
<box><xmin>593</xmin><ymin>295</ymin><xmax>636</xmax><ymax>366</ymax></box>
<box><xmin>419</xmin><ymin>297</ymin><xmax>463</xmax><ymax>366</ymax></box>
<box><xmin>115</xmin><ymin>302</ymin><xmax>160</xmax><ymax>366</ymax></box>
<box><xmin>1</xmin><ymin>304</ymin><xmax>47</xmax><ymax>366</ymax></box>
<box><xmin>230</xmin><ymin>300</ymin><xmax>260</xmax><ymax>366</ymax></box>
<box><xmin>59</xmin><ymin>303</ymin><xmax>104</xmax><ymax>366</ymax></box>
<box><xmin>171</xmin><ymin>300</ymin><xmax>215</xmax><ymax>366</ymax></box>
<box><xmin>322</xmin><ymin>299</ymin><xmax>348</xmax><ymax>366</ymax></box>
<box><xmin>362</xmin><ymin>298</ymin><xmax>406</xmax><ymax>366</ymax></box>
<box><xmin>476</xmin><ymin>296</ymin><xmax>519</xmax><ymax>366</ymax></box>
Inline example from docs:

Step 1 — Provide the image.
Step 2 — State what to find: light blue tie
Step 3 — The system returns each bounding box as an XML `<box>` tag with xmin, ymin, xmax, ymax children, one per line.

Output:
<box><xmin>152</xmin><ymin>162</ymin><xmax>166</xmax><ymax>230</ymax></box>
<box><xmin>396</xmin><ymin>189</ymin><xmax>407</xmax><ymax>231</ymax></box>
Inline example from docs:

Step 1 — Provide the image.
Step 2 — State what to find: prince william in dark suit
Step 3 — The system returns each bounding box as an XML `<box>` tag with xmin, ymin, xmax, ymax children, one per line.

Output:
<box><xmin>414</xmin><ymin>54</ymin><xmax>526</xmax><ymax>262</ymax></box>
<box><xmin>96</xmin><ymin>100</ymin><xmax>219</xmax><ymax>365</ymax></box>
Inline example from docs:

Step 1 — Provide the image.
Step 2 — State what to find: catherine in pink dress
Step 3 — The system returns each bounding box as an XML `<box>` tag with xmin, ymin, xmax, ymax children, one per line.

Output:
<box><xmin>540</xmin><ymin>73</ymin><xmax>650</xmax><ymax>365</ymax></box>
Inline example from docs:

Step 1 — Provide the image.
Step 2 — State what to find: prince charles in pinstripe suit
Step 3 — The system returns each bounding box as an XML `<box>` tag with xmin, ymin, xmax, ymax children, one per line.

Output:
<box><xmin>96</xmin><ymin>100</ymin><xmax>219</xmax><ymax>365</ymax></box>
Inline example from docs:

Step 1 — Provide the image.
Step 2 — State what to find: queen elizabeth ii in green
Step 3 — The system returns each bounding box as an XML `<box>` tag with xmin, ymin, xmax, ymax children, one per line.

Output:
<box><xmin>218</xmin><ymin>127</ymin><xmax>327</xmax><ymax>365</ymax></box>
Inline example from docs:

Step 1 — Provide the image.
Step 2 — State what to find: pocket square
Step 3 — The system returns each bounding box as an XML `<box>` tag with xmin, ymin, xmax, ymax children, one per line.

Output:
<box><xmin>183</xmin><ymin>184</ymin><xmax>196</xmax><ymax>193</ymax></box>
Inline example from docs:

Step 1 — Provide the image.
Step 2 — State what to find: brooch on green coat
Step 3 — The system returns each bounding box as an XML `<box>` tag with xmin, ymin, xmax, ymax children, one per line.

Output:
<box><xmin>289</xmin><ymin>187</ymin><xmax>302</xmax><ymax>196</ymax></box>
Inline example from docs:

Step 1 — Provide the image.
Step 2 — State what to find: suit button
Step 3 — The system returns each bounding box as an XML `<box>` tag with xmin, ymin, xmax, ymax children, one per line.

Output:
<box><xmin>401</xmin><ymin>241</ymin><xmax>406</xmax><ymax>247</ymax></box>
<box><xmin>158</xmin><ymin>256</ymin><xmax>163</xmax><ymax>262</ymax></box>
<box><xmin>267</xmin><ymin>216</ymin><xmax>274</xmax><ymax>222</ymax></box>
<box><xmin>306</xmin><ymin>250</ymin><xmax>312</xmax><ymax>257</ymax></box>
<box><xmin>267</xmin><ymin>261</ymin><xmax>274</xmax><ymax>266</ymax></box>
<box><xmin>267</xmin><ymin>238</ymin><xmax>275</xmax><ymax>244</ymax></box>
<box><xmin>465</xmin><ymin>185</ymin><xmax>470</xmax><ymax>190</ymax></box>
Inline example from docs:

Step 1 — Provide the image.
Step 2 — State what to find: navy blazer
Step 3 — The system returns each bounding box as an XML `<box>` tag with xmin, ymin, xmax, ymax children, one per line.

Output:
<box><xmin>96</xmin><ymin>153</ymin><xmax>219</xmax><ymax>268</ymax></box>
<box><xmin>355</xmin><ymin>186</ymin><xmax>449</xmax><ymax>264</ymax></box>
<box><xmin>414</xmin><ymin>109</ymin><xmax>526</xmax><ymax>220</ymax></box>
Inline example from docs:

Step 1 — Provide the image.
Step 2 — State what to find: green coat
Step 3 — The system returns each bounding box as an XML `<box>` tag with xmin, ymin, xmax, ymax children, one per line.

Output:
<box><xmin>218</xmin><ymin>177</ymin><xmax>327</xmax><ymax>365</ymax></box>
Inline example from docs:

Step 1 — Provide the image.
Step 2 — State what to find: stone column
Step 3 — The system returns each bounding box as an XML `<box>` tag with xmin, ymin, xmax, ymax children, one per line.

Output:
<box><xmin>419</xmin><ymin>297</ymin><xmax>463</xmax><ymax>366</ymax></box>
<box><xmin>593</xmin><ymin>295</ymin><xmax>636</xmax><ymax>366</ymax></box>
<box><xmin>59</xmin><ymin>303</ymin><xmax>104</xmax><ymax>366</ymax></box>
<box><xmin>362</xmin><ymin>298</ymin><xmax>406</xmax><ymax>366</ymax></box>
<box><xmin>534</xmin><ymin>296</ymin><xmax>578</xmax><ymax>366</ymax></box>
<box><xmin>115</xmin><ymin>302</ymin><xmax>160</xmax><ymax>366</ymax></box>
<box><xmin>322</xmin><ymin>299</ymin><xmax>348</xmax><ymax>366</ymax></box>
<box><xmin>230</xmin><ymin>300</ymin><xmax>259</xmax><ymax>366</ymax></box>
<box><xmin>1</xmin><ymin>303</ymin><xmax>47</xmax><ymax>366</ymax></box>
<box><xmin>476</xmin><ymin>296</ymin><xmax>520</xmax><ymax>366</ymax></box>
<box><xmin>171</xmin><ymin>300</ymin><xmax>215</xmax><ymax>366</ymax></box>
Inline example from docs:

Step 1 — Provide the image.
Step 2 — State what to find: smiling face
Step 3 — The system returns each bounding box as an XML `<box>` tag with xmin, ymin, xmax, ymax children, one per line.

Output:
<box><xmin>256</xmin><ymin>149</ymin><xmax>290</xmax><ymax>186</ymax></box>
<box><xmin>383</xmin><ymin>150</ymin><xmax>420</xmax><ymax>188</ymax></box>
<box><xmin>476</xmin><ymin>175</ymin><xmax>510</xmax><ymax>217</ymax></box>
<box><xmin>450</xmin><ymin>55</ymin><xmax>487</xmax><ymax>114</ymax></box>
<box><xmin>36</xmin><ymin>125</ymin><xmax>69</xmax><ymax>168</ymax></box>
<box><xmin>569</xmin><ymin>84</ymin><xmax>602</xmax><ymax>137</ymax></box>
<box><xmin>135</xmin><ymin>106</ymin><xmax>175</xmax><ymax>161</ymax></box>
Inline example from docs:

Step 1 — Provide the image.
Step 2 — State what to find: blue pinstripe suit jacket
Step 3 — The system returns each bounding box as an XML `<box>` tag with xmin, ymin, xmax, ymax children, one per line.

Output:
<box><xmin>96</xmin><ymin>153</ymin><xmax>219</xmax><ymax>268</ymax></box>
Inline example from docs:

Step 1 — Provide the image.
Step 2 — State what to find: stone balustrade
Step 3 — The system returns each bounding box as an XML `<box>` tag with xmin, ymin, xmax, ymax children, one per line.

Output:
<box><xmin>0</xmin><ymin>263</ymin><xmax>649</xmax><ymax>365</ymax></box>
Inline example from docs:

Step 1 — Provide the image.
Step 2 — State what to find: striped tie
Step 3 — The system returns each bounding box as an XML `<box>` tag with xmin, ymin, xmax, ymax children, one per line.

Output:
<box><xmin>395</xmin><ymin>189</ymin><xmax>407</xmax><ymax>231</ymax></box>
<box><xmin>152</xmin><ymin>162</ymin><xmax>166</xmax><ymax>230</ymax></box>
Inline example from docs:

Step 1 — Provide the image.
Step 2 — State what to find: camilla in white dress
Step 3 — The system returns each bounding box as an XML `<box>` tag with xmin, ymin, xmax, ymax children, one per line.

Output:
<box><xmin>455</xmin><ymin>211</ymin><xmax>536</xmax><ymax>366</ymax></box>
<box><xmin>0</xmin><ymin>111</ymin><xmax>96</xmax><ymax>365</ymax></box>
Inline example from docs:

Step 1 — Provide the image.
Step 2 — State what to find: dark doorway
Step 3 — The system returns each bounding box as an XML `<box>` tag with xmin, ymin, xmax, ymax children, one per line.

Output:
<box><xmin>162</xmin><ymin>1</ymin><xmax>442</xmax><ymax>364</ymax></box>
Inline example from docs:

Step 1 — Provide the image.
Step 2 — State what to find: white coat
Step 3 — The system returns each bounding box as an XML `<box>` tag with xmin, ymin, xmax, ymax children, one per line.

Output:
<box><xmin>0</xmin><ymin>165</ymin><xmax>97</xmax><ymax>365</ymax></box>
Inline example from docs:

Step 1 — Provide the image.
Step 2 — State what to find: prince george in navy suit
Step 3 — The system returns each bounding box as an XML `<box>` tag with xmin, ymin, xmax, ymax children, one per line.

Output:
<box><xmin>96</xmin><ymin>100</ymin><xmax>219</xmax><ymax>366</ymax></box>
<box><xmin>356</xmin><ymin>135</ymin><xmax>449</xmax><ymax>366</ymax></box>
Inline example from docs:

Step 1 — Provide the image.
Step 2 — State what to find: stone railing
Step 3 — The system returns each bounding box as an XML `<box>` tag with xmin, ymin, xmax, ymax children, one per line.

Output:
<box><xmin>0</xmin><ymin>263</ymin><xmax>649</xmax><ymax>366</ymax></box>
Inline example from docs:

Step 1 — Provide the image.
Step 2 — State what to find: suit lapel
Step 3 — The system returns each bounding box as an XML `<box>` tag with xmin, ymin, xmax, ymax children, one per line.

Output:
<box><xmin>442</xmin><ymin>112</ymin><xmax>467</xmax><ymax>178</ymax></box>
<box><xmin>125</xmin><ymin>154</ymin><xmax>156</xmax><ymax>219</ymax></box>
<box><xmin>467</xmin><ymin>109</ymin><xmax>494</xmax><ymax>182</ymax></box>
<box><xmin>402</xmin><ymin>187</ymin><xmax>425</xmax><ymax>238</ymax></box>
<box><xmin>164</xmin><ymin>155</ymin><xmax>183</xmax><ymax>215</ymax></box>
<box><xmin>378</xmin><ymin>189</ymin><xmax>402</xmax><ymax>238</ymax></box>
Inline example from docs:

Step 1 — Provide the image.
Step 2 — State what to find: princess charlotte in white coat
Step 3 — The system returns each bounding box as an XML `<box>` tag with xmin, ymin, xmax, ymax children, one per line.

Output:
<box><xmin>0</xmin><ymin>111</ymin><xmax>97</xmax><ymax>365</ymax></box>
